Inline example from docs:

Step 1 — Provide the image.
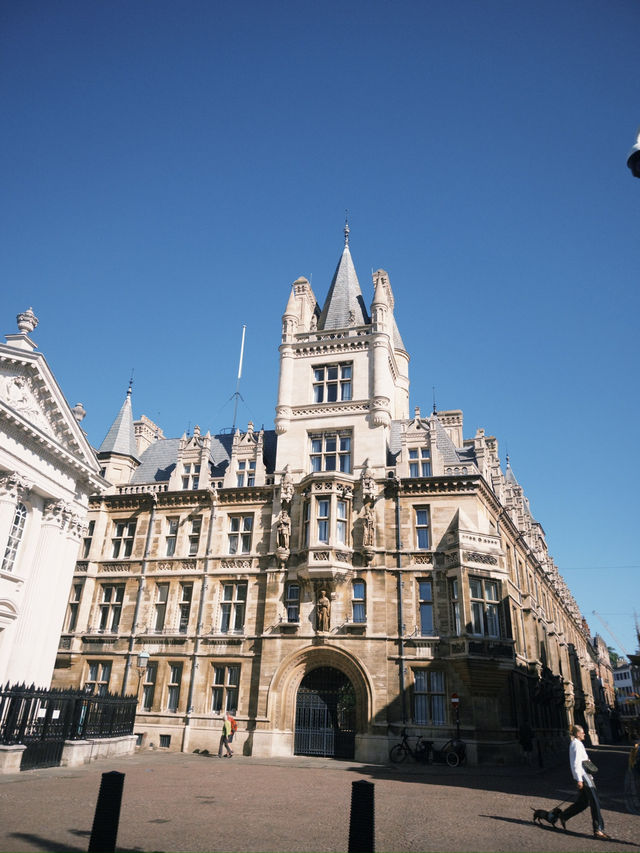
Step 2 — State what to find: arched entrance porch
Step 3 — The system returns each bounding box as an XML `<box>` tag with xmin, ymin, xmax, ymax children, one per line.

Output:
<box><xmin>264</xmin><ymin>645</ymin><xmax>371</xmax><ymax>760</ymax></box>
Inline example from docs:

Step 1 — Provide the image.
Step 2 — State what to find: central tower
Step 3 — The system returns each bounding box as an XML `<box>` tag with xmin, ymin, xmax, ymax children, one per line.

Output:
<box><xmin>274</xmin><ymin>224</ymin><xmax>409</xmax><ymax>481</ymax></box>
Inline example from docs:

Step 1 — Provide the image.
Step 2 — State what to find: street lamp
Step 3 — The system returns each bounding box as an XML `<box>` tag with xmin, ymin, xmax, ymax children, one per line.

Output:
<box><xmin>136</xmin><ymin>650</ymin><xmax>150</xmax><ymax>704</ymax></box>
<box><xmin>627</xmin><ymin>127</ymin><xmax>640</xmax><ymax>178</ymax></box>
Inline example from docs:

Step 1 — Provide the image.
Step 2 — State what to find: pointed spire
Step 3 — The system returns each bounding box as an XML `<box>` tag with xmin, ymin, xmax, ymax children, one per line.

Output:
<box><xmin>317</xmin><ymin>222</ymin><xmax>369</xmax><ymax>330</ymax></box>
<box><xmin>504</xmin><ymin>454</ymin><xmax>519</xmax><ymax>486</ymax></box>
<box><xmin>98</xmin><ymin>383</ymin><xmax>139</xmax><ymax>459</ymax></box>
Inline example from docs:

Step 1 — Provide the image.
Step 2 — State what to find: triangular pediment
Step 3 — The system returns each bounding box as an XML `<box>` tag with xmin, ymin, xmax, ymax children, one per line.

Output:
<box><xmin>0</xmin><ymin>347</ymin><xmax>102</xmax><ymax>480</ymax></box>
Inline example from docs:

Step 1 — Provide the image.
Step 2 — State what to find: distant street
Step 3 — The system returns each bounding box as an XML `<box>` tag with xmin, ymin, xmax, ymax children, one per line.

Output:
<box><xmin>0</xmin><ymin>744</ymin><xmax>638</xmax><ymax>852</ymax></box>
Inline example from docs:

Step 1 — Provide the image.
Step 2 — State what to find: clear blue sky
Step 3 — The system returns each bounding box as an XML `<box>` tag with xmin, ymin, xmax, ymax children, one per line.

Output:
<box><xmin>1</xmin><ymin>1</ymin><xmax>638</xmax><ymax>656</ymax></box>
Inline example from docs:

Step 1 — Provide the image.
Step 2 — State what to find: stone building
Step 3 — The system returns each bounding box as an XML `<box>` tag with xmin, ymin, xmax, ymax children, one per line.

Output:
<box><xmin>52</xmin><ymin>229</ymin><xmax>599</xmax><ymax>763</ymax></box>
<box><xmin>0</xmin><ymin>309</ymin><xmax>105</xmax><ymax>687</ymax></box>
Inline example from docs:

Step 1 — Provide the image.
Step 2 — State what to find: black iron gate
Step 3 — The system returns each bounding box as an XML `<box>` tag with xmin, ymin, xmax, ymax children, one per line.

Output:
<box><xmin>294</xmin><ymin>667</ymin><xmax>356</xmax><ymax>759</ymax></box>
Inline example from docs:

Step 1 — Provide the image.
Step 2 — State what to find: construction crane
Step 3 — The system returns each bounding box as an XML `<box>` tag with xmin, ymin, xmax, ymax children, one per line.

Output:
<box><xmin>592</xmin><ymin>610</ymin><xmax>629</xmax><ymax>658</ymax></box>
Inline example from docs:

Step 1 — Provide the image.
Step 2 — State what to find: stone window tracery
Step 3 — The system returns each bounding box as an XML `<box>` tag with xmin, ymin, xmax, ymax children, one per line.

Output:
<box><xmin>211</xmin><ymin>664</ymin><xmax>239</xmax><ymax>714</ymax></box>
<box><xmin>412</xmin><ymin>669</ymin><xmax>446</xmax><ymax>725</ymax></box>
<box><xmin>167</xmin><ymin>662</ymin><xmax>182</xmax><ymax>711</ymax></box>
<box><xmin>352</xmin><ymin>580</ymin><xmax>366</xmax><ymax>623</ymax></box>
<box><xmin>98</xmin><ymin>584</ymin><xmax>124</xmax><ymax>633</ymax></box>
<box><xmin>418</xmin><ymin>579</ymin><xmax>434</xmax><ymax>635</ymax></box>
<box><xmin>309</xmin><ymin>431</ymin><xmax>352</xmax><ymax>474</ymax></box>
<box><xmin>469</xmin><ymin>577</ymin><xmax>500</xmax><ymax>638</ymax></box>
<box><xmin>85</xmin><ymin>660</ymin><xmax>112</xmax><ymax>696</ymax></box>
<box><xmin>220</xmin><ymin>582</ymin><xmax>247</xmax><ymax>633</ymax></box>
<box><xmin>414</xmin><ymin>506</ymin><xmax>430</xmax><ymax>550</ymax></box>
<box><xmin>408</xmin><ymin>447</ymin><xmax>431</xmax><ymax>477</ymax></box>
<box><xmin>228</xmin><ymin>515</ymin><xmax>253</xmax><ymax>554</ymax></box>
<box><xmin>111</xmin><ymin>520</ymin><xmax>136</xmax><ymax>559</ymax></box>
<box><xmin>312</xmin><ymin>362</ymin><xmax>352</xmax><ymax>403</ymax></box>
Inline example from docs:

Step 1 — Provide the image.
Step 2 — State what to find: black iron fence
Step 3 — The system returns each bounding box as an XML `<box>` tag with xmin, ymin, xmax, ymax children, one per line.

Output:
<box><xmin>0</xmin><ymin>683</ymin><xmax>137</xmax><ymax>770</ymax></box>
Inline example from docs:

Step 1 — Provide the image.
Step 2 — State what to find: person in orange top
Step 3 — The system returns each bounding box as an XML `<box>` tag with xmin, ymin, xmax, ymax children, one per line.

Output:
<box><xmin>217</xmin><ymin>712</ymin><xmax>233</xmax><ymax>758</ymax></box>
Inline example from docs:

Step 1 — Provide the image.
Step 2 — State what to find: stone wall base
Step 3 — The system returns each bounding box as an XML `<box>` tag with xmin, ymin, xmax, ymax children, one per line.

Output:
<box><xmin>0</xmin><ymin>736</ymin><xmax>136</xmax><ymax>773</ymax></box>
<box><xmin>0</xmin><ymin>744</ymin><xmax>26</xmax><ymax>773</ymax></box>
<box><xmin>60</xmin><ymin>735</ymin><xmax>137</xmax><ymax>767</ymax></box>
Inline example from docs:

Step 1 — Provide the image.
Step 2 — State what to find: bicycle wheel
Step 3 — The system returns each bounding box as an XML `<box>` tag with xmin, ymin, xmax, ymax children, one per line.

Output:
<box><xmin>390</xmin><ymin>744</ymin><xmax>408</xmax><ymax>764</ymax></box>
<box><xmin>445</xmin><ymin>749</ymin><xmax>460</xmax><ymax>767</ymax></box>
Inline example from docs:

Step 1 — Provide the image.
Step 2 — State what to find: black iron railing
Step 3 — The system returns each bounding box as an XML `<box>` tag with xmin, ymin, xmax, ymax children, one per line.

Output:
<box><xmin>0</xmin><ymin>683</ymin><xmax>137</xmax><ymax>769</ymax></box>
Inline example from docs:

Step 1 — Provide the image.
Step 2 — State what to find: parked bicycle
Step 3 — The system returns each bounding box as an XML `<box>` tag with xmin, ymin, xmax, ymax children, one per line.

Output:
<box><xmin>389</xmin><ymin>729</ymin><xmax>466</xmax><ymax>767</ymax></box>
<box><xmin>389</xmin><ymin>729</ymin><xmax>430</xmax><ymax>764</ymax></box>
<box><xmin>431</xmin><ymin>737</ymin><xmax>466</xmax><ymax>767</ymax></box>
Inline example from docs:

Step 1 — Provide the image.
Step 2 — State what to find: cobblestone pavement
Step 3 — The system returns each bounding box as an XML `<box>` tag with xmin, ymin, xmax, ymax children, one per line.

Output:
<box><xmin>0</xmin><ymin>745</ymin><xmax>638</xmax><ymax>852</ymax></box>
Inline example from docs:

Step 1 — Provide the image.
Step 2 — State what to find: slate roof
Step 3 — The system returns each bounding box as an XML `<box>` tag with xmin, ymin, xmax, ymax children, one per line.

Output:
<box><xmin>318</xmin><ymin>244</ymin><xmax>370</xmax><ymax>330</ymax></box>
<box><xmin>388</xmin><ymin>416</ymin><xmax>476</xmax><ymax>468</ymax></box>
<box><xmin>128</xmin><ymin>430</ymin><xmax>278</xmax><ymax>485</ymax></box>
<box><xmin>391</xmin><ymin>315</ymin><xmax>406</xmax><ymax>353</ymax></box>
<box><xmin>431</xmin><ymin>416</ymin><xmax>476</xmax><ymax>467</ymax></box>
<box><xmin>98</xmin><ymin>391</ymin><xmax>139</xmax><ymax>460</ymax></box>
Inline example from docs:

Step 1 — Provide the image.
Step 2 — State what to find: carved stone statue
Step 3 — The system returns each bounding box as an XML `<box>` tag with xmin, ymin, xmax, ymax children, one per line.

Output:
<box><xmin>280</xmin><ymin>464</ymin><xmax>294</xmax><ymax>507</ymax></box>
<box><xmin>316</xmin><ymin>589</ymin><xmax>331</xmax><ymax>632</ymax></box>
<box><xmin>361</xmin><ymin>458</ymin><xmax>377</xmax><ymax>504</ymax></box>
<box><xmin>362</xmin><ymin>503</ymin><xmax>375</xmax><ymax>548</ymax></box>
<box><xmin>276</xmin><ymin>509</ymin><xmax>291</xmax><ymax>550</ymax></box>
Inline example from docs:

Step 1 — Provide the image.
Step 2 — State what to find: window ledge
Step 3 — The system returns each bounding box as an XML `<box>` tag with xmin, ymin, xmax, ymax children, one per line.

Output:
<box><xmin>343</xmin><ymin>622</ymin><xmax>366</xmax><ymax>633</ymax></box>
<box><xmin>279</xmin><ymin>621</ymin><xmax>300</xmax><ymax>632</ymax></box>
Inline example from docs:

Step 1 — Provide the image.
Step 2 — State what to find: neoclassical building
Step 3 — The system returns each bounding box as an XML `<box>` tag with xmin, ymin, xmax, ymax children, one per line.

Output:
<box><xmin>0</xmin><ymin>309</ymin><xmax>105</xmax><ymax>687</ymax></box>
<box><xmin>52</xmin><ymin>229</ymin><xmax>599</xmax><ymax>763</ymax></box>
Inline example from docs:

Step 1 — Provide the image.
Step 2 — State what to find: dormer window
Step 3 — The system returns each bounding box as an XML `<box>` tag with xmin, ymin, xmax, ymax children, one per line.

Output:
<box><xmin>409</xmin><ymin>448</ymin><xmax>431</xmax><ymax>477</ymax></box>
<box><xmin>182</xmin><ymin>463</ymin><xmax>200</xmax><ymax>489</ymax></box>
<box><xmin>313</xmin><ymin>363</ymin><xmax>352</xmax><ymax>403</ymax></box>
<box><xmin>236</xmin><ymin>460</ymin><xmax>256</xmax><ymax>487</ymax></box>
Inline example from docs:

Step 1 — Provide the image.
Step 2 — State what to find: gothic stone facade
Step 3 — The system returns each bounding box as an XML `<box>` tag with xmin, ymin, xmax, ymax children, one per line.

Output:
<box><xmin>52</xmin><ymin>236</ymin><xmax>599</xmax><ymax>764</ymax></box>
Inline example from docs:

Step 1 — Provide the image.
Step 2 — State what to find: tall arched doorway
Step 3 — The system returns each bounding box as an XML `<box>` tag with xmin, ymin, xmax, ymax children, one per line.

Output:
<box><xmin>294</xmin><ymin>666</ymin><xmax>356</xmax><ymax>759</ymax></box>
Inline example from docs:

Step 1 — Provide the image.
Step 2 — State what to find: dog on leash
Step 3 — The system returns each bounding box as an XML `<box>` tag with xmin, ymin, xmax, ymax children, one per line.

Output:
<box><xmin>531</xmin><ymin>806</ymin><xmax>562</xmax><ymax>827</ymax></box>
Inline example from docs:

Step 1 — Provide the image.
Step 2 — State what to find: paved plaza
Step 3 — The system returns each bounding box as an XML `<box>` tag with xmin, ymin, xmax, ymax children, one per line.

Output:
<box><xmin>0</xmin><ymin>744</ymin><xmax>638</xmax><ymax>852</ymax></box>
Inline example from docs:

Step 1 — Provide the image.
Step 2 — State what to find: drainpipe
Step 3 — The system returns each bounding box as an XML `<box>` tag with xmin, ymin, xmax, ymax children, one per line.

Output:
<box><xmin>121</xmin><ymin>491</ymin><xmax>157</xmax><ymax>696</ymax></box>
<box><xmin>184</xmin><ymin>487</ymin><xmax>216</xmax><ymax>735</ymax></box>
<box><xmin>394</xmin><ymin>476</ymin><xmax>408</xmax><ymax>723</ymax></box>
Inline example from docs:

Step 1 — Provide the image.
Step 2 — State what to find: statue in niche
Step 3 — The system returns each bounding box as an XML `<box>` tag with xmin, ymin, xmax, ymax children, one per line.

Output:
<box><xmin>280</xmin><ymin>464</ymin><xmax>294</xmax><ymax>507</ymax></box>
<box><xmin>316</xmin><ymin>589</ymin><xmax>331</xmax><ymax>632</ymax></box>
<box><xmin>310</xmin><ymin>314</ymin><xmax>317</xmax><ymax>331</ymax></box>
<box><xmin>361</xmin><ymin>458</ymin><xmax>377</xmax><ymax>504</ymax></box>
<box><xmin>276</xmin><ymin>509</ymin><xmax>291</xmax><ymax>550</ymax></box>
<box><xmin>362</xmin><ymin>503</ymin><xmax>375</xmax><ymax>548</ymax></box>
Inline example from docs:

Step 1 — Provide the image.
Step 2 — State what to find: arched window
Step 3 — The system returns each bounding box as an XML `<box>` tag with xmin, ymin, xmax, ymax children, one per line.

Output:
<box><xmin>351</xmin><ymin>580</ymin><xmax>366</xmax><ymax>623</ymax></box>
<box><xmin>1</xmin><ymin>502</ymin><xmax>27</xmax><ymax>573</ymax></box>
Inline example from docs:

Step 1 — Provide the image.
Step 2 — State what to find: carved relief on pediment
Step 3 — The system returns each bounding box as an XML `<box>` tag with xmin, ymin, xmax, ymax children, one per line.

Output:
<box><xmin>0</xmin><ymin>366</ymin><xmax>61</xmax><ymax>441</ymax></box>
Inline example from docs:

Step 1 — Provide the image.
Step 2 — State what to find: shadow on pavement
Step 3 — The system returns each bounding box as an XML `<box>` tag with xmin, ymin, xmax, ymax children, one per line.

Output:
<box><xmin>345</xmin><ymin>745</ymin><xmax>635</xmax><ymax>817</ymax></box>
<box><xmin>479</xmin><ymin>816</ymin><xmax>640</xmax><ymax>848</ymax></box>
<box><xmin>8</xmin><ymin>831</ymin><xmax>166</xmax><ymax>853</ymax></box>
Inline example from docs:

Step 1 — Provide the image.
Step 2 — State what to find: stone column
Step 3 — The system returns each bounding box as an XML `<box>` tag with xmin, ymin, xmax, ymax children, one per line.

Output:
<box><xmin>9</xmin><ymin>499</ymin><xmax>68</xmax><ymax>686</ymax></box>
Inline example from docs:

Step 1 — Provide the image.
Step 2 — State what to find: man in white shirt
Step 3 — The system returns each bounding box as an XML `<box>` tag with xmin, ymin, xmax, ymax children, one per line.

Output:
<box><xmin>558</xmin><ymin>724</ymin><xmax>609</xmax><ymax>839</ymax></box>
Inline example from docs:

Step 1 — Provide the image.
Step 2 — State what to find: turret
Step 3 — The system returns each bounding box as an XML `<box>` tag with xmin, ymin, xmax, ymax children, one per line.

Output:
<box><xmin>97</xmin><ymin>383</ymin><xmax>140</xmax><ymax>489</ymax></box>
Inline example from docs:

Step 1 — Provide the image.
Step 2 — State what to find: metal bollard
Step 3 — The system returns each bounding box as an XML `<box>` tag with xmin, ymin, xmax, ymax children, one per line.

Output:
<box><xmin>88</xmin><ymin>771</ymin><xmax>125</xmax><ymax>853</ymax></box>
<box><xmin>348</xmin><ymin>779</ymin><xmax>375</xmax><ymax>853</ymax></box>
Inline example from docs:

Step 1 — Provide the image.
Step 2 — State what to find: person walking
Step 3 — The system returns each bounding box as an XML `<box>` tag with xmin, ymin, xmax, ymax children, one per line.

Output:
<box><xmin>558</xmin><ymin>724</ymin><xmax>609</xmax><ymax>839</ymax></box>
<box><xmin>217</xmin><ymin>711</ymin><xmax>233</xmax><ymax>758</ymax></box>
